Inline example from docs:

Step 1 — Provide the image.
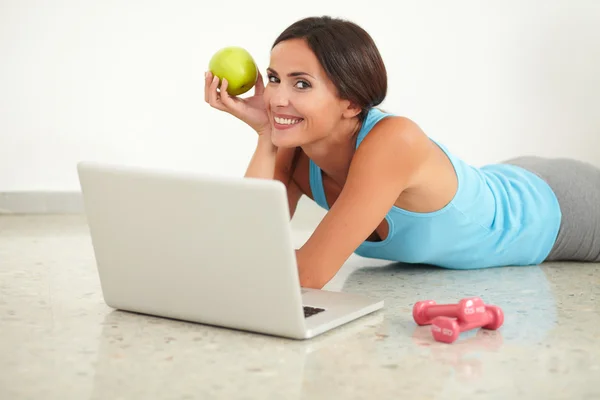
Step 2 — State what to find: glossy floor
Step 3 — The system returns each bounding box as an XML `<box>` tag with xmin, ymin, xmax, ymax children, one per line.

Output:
<box><xmin>1</xmin><ymin>215</ymin><xmax>599</xmax><ymax>399</ymax></box>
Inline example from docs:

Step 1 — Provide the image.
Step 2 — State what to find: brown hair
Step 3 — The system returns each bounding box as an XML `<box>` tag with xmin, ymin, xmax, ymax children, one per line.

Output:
<box><xmin>272</xmin><ymin>16</ymin><xmax>388</xmax><ymax>122</ymax></box>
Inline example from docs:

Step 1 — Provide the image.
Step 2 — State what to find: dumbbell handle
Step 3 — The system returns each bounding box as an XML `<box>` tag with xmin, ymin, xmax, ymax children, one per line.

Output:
<box><xmin>455</xmin><ymin>312</ymin><xmax>494</xmax><ymax>332</ymax></box>
<box><xmin>414</xmin><ymin>297</ymin><xmax>486</xmax><ymax>325</ymax></box>
<box><xmin>425</xmin><ymin>304</ymin><xmax>464</xmax><ymax>317</ymax></box>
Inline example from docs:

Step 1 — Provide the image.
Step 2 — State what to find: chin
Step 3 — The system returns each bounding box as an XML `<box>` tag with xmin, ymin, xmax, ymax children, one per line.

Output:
<box><xmin>270</xmin><ymin>130</ymin><xmax>303</xmax><ymax>149</ymax></box>
<box><xmin>271</xmin><ymin>139</ymin><xmax>297</xmax><ymax>149</ymax></box>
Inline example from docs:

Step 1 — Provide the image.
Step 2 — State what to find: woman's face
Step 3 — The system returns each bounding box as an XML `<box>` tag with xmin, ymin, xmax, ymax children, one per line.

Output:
<box><xmin>263</xmin><ymin>38</ymin><xmax>354</xmax><ymax>148</ymax></box>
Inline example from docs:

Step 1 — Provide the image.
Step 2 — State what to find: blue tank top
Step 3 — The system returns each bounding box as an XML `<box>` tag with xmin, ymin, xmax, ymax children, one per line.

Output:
<box><xmin>308</xmin><ymin>108</ymin><xmax>562</xmax><ymax>269</ymax></box>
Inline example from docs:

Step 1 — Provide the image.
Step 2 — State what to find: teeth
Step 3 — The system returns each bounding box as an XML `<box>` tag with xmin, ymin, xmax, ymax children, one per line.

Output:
<box><xmin>274</xmin><ymin>116</ymin><xmax>303</xmax><ymax>125</ymax></box>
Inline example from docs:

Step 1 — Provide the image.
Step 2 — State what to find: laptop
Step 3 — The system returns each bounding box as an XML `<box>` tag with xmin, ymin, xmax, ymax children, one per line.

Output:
<box><xmin>77</xmin><ymin>161</ymin><xmax>384</xmax><ymax>340</ymax></box>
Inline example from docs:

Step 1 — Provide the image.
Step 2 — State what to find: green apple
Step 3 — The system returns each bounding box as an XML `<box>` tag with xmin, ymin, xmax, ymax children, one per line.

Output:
<box><xmin>208</xmin><ymin>46</ymin><xmax>258</xmax><ymax>96</ymax></box>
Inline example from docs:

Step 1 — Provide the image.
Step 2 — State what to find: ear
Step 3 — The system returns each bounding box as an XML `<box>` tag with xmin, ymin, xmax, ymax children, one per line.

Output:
<box><xmin>341</xmin><ymin>100</ymin><xmax>362</xmax><ymax>119</ymax></box>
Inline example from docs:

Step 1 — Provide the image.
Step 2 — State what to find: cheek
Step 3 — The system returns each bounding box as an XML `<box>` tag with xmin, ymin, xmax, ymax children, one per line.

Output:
<box><xmin>294</xmin><ymin>96</ymin><xmax>328</xmax><ymax>121</ymax></box>
<box><xmin>302</xmin><ymin>100</ymin><xmax>338</xmax><ymax>129</ymax></box>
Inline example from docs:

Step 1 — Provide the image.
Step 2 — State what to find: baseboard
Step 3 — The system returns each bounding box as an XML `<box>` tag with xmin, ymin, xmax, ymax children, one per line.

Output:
<box><xmin>0</xmin><ymin>191</ymin><xmax>326</xmax><ymax>230</ymax></box>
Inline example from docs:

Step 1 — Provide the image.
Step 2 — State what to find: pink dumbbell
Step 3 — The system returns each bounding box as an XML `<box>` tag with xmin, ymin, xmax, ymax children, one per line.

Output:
<box><xmin>412</xmin><ymin>297</ymin><xmax>487</xmax><ymax>326</ymax></box>
<box><xmin>430</xmin><ymin>305</ymin><xmax>504</xmax><ymax>344</ymax></box>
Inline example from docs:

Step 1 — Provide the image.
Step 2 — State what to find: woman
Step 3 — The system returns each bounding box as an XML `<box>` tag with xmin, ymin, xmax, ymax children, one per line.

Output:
<box><xmin>205</xmin><ymin>16</ymin><xmax>600</xmax><ymax>289</ymax></box>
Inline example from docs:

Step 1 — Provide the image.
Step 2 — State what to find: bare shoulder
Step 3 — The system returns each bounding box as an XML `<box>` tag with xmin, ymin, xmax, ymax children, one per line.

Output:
<box><xmin>350</xmin><ymin>115</ymin><xmax>432</xmax><ymax>185</ymax></box>
<box><xmin>359</xmin><ymin>115</ymin><xmax>429</xmax><ymax>150</ymax></box>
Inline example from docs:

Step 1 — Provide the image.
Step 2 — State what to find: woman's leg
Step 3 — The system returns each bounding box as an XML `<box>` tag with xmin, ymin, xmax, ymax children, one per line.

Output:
<box><xmin>502</xmin><ymin>156</ymin><xmax>600</xmax><ymax>262</ymax></box>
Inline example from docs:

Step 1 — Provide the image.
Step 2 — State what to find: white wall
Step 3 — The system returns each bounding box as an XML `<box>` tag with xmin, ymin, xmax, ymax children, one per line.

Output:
<box><xmin>1</xmin><ymin>0</ymin><xmax>599</xmax><ymax>192</ymax></box>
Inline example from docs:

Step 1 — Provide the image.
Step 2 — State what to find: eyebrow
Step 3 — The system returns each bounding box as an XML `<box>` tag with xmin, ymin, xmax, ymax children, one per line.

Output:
<box><xmin>267</xmin><ymin>68</ymin><xmax>315</xmax><ymax>79</ymax></box>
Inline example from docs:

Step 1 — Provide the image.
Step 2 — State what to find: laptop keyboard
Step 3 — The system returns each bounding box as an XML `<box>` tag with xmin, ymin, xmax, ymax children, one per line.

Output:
<box><xmin>303</xmin><ymin>306</ymin><xmax>326</xmax><ymax>318</ymax></box>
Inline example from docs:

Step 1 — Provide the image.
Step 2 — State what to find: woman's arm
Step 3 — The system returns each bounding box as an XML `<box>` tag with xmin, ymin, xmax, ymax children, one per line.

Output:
<box><xmin>295</xmin><ymin>117</ymin><xmax>430</xmax><ymax>288</ymax></box>
<box><xmin>245</xmin><ymin>133</ymin><xmax>304</xmax><ymax>219</ymax></box>
<box><xmin>244</xmin><ymin>133</ymin><xmax>278</xmax><ymax>179</ymax></box>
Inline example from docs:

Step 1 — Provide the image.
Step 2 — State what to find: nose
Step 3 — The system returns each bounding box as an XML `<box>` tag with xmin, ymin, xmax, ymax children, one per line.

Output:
<box><xmin>269</xmin><ymin>85</ymin><xmax>290</xmax><ymax>108</ymax></box>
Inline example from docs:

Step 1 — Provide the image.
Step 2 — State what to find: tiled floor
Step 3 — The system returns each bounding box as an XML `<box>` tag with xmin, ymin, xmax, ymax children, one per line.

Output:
<box><xmin>1</xmin><ymin>215</ymin><xmax>599</xmax><ymax>399</ymax></box>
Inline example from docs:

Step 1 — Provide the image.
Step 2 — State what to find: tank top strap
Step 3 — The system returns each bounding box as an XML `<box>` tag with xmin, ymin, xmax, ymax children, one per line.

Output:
<box><xmin>356</xmin><ymin>107</ymin><xmax>395</xmax><ymax>149</ymax></box>
<box><xmin>309</xmin><ymin>159</ymin><xmax>330</xmax><ymax>210</ymax></box>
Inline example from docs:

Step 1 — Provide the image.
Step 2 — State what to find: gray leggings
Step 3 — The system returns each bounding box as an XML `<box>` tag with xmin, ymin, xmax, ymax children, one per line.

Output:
<box><xmin>502</xmin><ymin>156</ymin><xmax>600</xmax><ymax>262</ymax></box>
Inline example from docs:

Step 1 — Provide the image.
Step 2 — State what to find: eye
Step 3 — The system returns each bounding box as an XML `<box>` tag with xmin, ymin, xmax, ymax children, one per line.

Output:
<box><xmin>267</xmin><ymin>74</ymin><xmax>279</xmax><ymax>83</ymax></box>
<box><xmin>295</xmin><ymin>80</ymin><xmax>311</xmax><ymax>89</ymax></box>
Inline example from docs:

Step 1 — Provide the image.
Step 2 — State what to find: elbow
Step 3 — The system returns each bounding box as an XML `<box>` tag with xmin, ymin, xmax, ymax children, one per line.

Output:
<box><xmin>299</xmin><ymin>275</ymin><xmax>328</xmax><ymax>290</ymax></box>
<box><xmin>297</xmin><ymin>264</ymin><xmax>331</xmax><ymax>290</ymax></box>
<box><xmin>295</xmin><ymin>248</ymin><xmax>341</xmax><ymax>290</ymax></box>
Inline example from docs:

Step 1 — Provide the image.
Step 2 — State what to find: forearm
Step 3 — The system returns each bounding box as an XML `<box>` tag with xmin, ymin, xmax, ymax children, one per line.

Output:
<box><xmin>295</xmin><ymin>247</ymin><xmax>342</xmax><ymax>289</ymax></box>
<box><xmin>244</xmin><ymin>133</ymin><xmax>277</xmax><ymax>179</ymax></box>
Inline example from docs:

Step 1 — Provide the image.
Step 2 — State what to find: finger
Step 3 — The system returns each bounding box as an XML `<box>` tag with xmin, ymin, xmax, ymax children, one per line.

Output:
<box><xmin>254</xmin><ymin>69</ymin><xmax>265</xmax><ymax>96</ymax></box>
<box><xmin>208</xmin><ymin>75</ymin><xmax>226</xmax><ymax>111</ymax></box>
<box><xmin>219</xmin><ymin>78</ymin><xmax>236</xmax><ymax>109</ymax></box>
<box><xmin>204</xmin><ymin>71</ymin><xmax>212</xmax><ymax>103</ymax></box>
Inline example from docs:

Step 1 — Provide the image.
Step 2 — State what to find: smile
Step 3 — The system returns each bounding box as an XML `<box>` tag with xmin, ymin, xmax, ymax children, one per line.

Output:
<box><xmin>274</xmin><ymin>116</ymin><xmax>303</xmax><ymax>125</ymax></box>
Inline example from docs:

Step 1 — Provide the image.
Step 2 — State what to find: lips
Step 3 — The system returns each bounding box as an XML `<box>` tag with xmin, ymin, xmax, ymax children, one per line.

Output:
<box><xmin>272</xmin><ymin>113</ymin><xmax>304</xmax><ymax>130</ymax></box>
<box><xmin>274</xmin><ymin>116</ymin><xmax>303</xmax><ymax>124</ymax></box>
<box><xmin>272</xmin><ymin>113</ymin><xmax>302</xmax><ymax>119</ymax></box>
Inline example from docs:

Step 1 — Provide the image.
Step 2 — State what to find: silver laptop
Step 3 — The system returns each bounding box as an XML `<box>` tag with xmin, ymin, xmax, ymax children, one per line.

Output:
<box><xmin>77</xmin><ymin>161</ymin><xmax>383</xmax><ymax>340</ymax></box>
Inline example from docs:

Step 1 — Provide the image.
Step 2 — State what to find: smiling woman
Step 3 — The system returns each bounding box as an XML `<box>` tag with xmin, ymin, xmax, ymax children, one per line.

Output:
<box><xmin>205</xmin><ymin>16</ymin><xmax>600</xmax><ymax>289</ymax></box>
